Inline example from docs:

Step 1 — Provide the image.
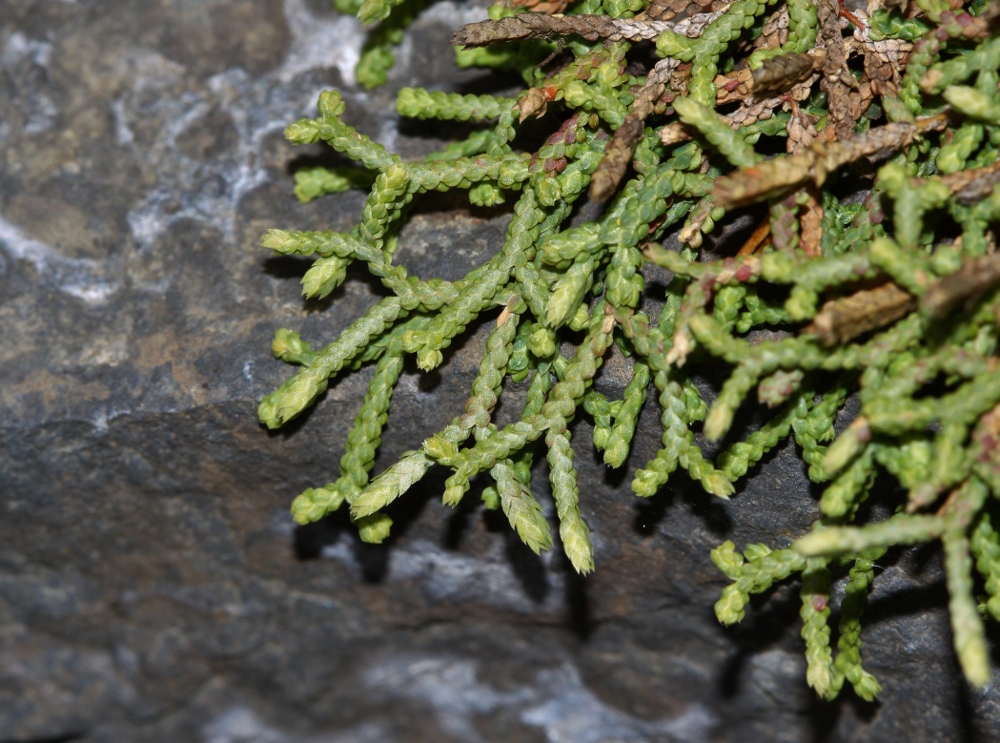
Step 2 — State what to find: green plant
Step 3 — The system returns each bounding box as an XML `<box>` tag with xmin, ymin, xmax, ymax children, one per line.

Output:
<box><xmin>260</xmin><ymin>0</ymin><xmax>1000</xmax><ymax>698</ymax></box>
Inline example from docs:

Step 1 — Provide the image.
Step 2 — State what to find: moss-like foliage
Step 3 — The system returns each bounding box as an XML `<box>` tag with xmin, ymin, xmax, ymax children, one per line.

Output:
<box><xmin>261</xmin><ymin>0</ymin><xmax>1000</xmax><ymax>696</ymax></box>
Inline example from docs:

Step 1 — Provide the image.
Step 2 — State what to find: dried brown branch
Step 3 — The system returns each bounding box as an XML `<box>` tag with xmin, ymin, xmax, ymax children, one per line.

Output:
<box><xmin>922</xmin><ymin>253</ymin><xmax>1000</xmax><ymax>319</ymax></box>
<box><xmin>585</xmin><ymin>3</ymin><xmax>731</xmax><ymax>202</ymax></box>
<box><xmin>517</xmin><ymin>87</ymin><xmax>550</xmax><ymax>122</ymax></box>
<box><xmin>452</xmin><ymin>7</ymin><xmax>730</xmax><ymax>47</ymax></box>
<box><xmin>753</xmin><ymin>50</ymin><xmax>826</xmax><ymax>99</ymax></box>
<box><xmin>736</xmin><ymin>218</ymin><xmax>772</xmax><ymax>256</ymax></box>
<box><xmin>590</xmin><ymin>115</ymin><xmax>646</xmax><ymax>201</ymax></box>
<box><xmin>725</xmin><ymin>73</ymin><xmax>819</xmax><ymax>127</ymax></box>
<box><xmin>658</xmin><ymin>121</ymin><xmax>692</xmax><ymax>145</ymax></box>
<box><xmin>713</xmin><ymin>114</ymin><xmax>950</xmax><ymax>209</ymax></box>
<box><xmin>942</xmin><ymin>160</ymin><xmax>1000</xmax><ymax>206</ymax></box>
<box><xmin>715</xmin><ymin>69</ymin><xmax>753</xmax><ymax>106</ymax></box>
<box><xmin>753</xmin><ymin>5</ymin><xmax>789</xmax><ymax>53</ymax></box>
<box><xmin>799</xmin><ymin>186</ymin><xmax>824</xmax><ymax>257</ymax></box>
<box><xmin>636</xmin><ymin>0</ymin><xmax>728</xmax><ymax>22</ymax></box>
<box><xmin>666</xmin><ymin>8</ymin><xmax>733</xmax><ymax>38</ymax></box>
<box><xmin>805</xmin><ymin>281</ymin><xmax>916</xmax><ymax>345</ymax></box>
<box><xmin>786</xmin><ymin>100</ymin><xmax>821</xmax><ymax>153</ymax></box>
<box><xmin>862</xmin><ymin>38</ymin><xmax>909</xmax><ymax>98</ymax></box>
<box><xmin>661</xmin><ymin>66</ymin><xmax>818</xmax><ymax>148</ymax></box>
<box><xmin>817</xmin><ymin>0</ymin><xmax>860</xmax><ymax>141</ymax></box>
<box><xmin>589</xmin><ymin>58</ymin><xmax>679</xmax><ymax>202</ymax></box>
<box><xmin>453</xmin><ymin>14</ymin><xmax>676</xmax><ymax>46</ymax></box>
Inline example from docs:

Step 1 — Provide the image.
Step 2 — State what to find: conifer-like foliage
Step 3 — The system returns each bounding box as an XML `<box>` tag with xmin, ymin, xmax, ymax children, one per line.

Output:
<box><xmin>261</xmin><ymin>0</ymin><xmax>1000</xmax><ymax>697</ymax></box>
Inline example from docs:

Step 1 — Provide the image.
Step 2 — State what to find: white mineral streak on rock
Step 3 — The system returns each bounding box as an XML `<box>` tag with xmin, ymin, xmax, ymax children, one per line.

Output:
<box><xmin>202</xmin><ymin>706</ymin><xmax>390</xmax><ymax>743</ymax></box>
<box><xmin>421</xmin><ymin>0</ymin><xmax>491</xmax><ymax>26</ymax></box>
<box><xmin>364</xmin><ymin>656</ymin><xmax>534</xmax><ymax>743</ymax></box>
<box><xmin>0</xmin><ymin>32</ymin><xmax>120</xmax><ymax>303</ymax></box>
<box><xmin>1</xmin><ymin>31</ymin><xmax>59</xmax><ymax>134</ymax></box>
<box><xmin>0</xmin><ymin>215</ymin><xmax>122</xmax><ymax>303</ymax></box>
<box><xmin>0</xmin><ymin>0</ymin><xmax>511</xmax><ymax>316</ymax></box>
<box><xmin>121</xmin><ymin>0</ymin><xmax>365</xmax><ymax>259</ymax></box>
<box><xmin>523</xmin><ymin>664</ymin><xmax>716</xmax><ymax>743</ymax></box>
<box><xmin>363</xmin><ymin>654</ymin><xmax>718</xmax><ymax>743</ymax></box>
<box><xmin>321</xmin><ymin>533</ymin><xmax>565</xmax><ymax>614</ymax></box>
<box><xmin>279</xmin><ymin>0</ymin><xmax>364</xmax><ymax>85</ymax></box>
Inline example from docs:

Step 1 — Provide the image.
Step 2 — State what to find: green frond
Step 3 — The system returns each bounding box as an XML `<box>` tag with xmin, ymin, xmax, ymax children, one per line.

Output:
<box><xmin>258</xmin><ymin>2</ymin><xmax>1000</xmax><ymax>700</ymax></box>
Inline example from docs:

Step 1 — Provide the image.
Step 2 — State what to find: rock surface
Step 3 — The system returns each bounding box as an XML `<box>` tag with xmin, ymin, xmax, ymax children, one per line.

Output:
<box><xmin>1</xmin><ymin>1</ymin><xmax>998</xmax><ymax>741</ymax></box>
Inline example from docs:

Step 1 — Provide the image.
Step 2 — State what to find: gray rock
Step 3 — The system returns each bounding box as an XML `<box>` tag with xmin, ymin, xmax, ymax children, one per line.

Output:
<box><xmin>0</xmin><ymin>1</ymin><xmax>997</xmax><ymax>741</ymax></box>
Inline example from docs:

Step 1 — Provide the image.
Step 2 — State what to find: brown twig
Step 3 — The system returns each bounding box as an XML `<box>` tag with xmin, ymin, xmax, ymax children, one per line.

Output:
<box><xmin>453</xmin><ymin>14</ymin><xmax>677</xmax><ymax>46</ymax></box>
<box><xmin>817</xmin><ymin>0</ymin><xmax>859</xmax><ymax>142</ymax></box>
<box><xmin>752</xmin><ymin>50</ymin><xmax>826</xmax><ymax>98</ymax></box>
<box><xmin>637</xmin><ymin>0</ymin><xmax>728</xmax><ymax>21</ymax></box>
<box><xmin>589</xmin><ymin>58</ymin><xmax>678</xmax><ymax>202</ymax></box>
<box><xmin>805</xmin><ymin>281</ymin><xmax>916</xmax><ymax>345</ymax></box>
<box><xmin>452</xmin><ymin>7</ymin><xmax>730</xmax><ymax>47</ymax></box>
<box><xmin>922</xmin><ymin>253</ymin><xmax>1000</xmax><ymax>319</ymax></box>
<box><xmin>736</xmin><ymin>219</ymin><xmax>772</xmax><ymax>256</ymax></box>
<box><xmin>942</xmin><ymin>160</ymin><xmax>1000</xmax><ymax>206</ymax></box>
<box><xmin>713</xmin><ymin>114</ymin><xmax>950</xmax><ymax>209</ymax></box>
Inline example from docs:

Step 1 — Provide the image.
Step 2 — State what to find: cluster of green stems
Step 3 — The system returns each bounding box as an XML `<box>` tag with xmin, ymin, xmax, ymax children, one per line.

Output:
<box><xmin>259</xmin><ymin>0</ymin><xmax>1000</xmax><ymax>698</ymax></box>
